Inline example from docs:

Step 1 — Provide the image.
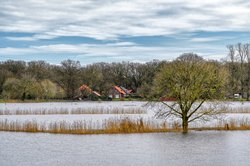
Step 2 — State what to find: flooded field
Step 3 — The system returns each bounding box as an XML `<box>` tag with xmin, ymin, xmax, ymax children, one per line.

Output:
<box><xmin>0</xmin><ymin>101</ymin><xmax>250</xmax><ymax>130</ymax></box>
<box><xmin>1</xmin><ymin>131</ymin><xmax>250</xmax><ymax>166</ymax></box>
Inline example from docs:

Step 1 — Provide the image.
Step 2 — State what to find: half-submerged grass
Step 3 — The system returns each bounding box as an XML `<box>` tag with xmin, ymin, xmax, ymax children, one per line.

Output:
<box><xmin>225</xmin><ymin>107</ymin><xmax>250</xmax><ymax>114</ymax></box>
<box><xmin>0</xmin><ymin>118</ymin><xmax>170</xmax><ymax>134</ymax></box>
<box><xmin>191</xmin><ymin>117</ymin><xmax>250</xmax><ymax>131</ymax></box>
<box><xmin>0</xmin><ymin>118</ymin><xmax>250</xmax><ymax>134</ymax></box>
<box><xmin>0</xmin><ymin>107</ymin><xmax>147</xmax><ymax>115</ymax></box>
<box><xmin>2</xmin><ymin>117</ymin><xmax>250</xmax><ymax>134</ymax></box>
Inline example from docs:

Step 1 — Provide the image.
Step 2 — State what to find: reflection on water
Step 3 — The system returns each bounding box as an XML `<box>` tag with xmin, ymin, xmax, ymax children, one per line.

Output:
<box><xmin>0</xmin><ymin>131</ymin><xmax>250</xmax><ymax>166</ymax></box>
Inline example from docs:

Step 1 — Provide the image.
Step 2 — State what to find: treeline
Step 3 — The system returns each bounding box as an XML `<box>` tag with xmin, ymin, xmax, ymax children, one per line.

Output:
<box><xmin>0</xmin><ymin>59</ymin><xmax>164</xmax><ymax>100</ymax></box>
<box><xmin>0</xmin><ymin>43</ymin><xmax>249</xmax><ymax>101</ymax></box>
<box><xmin>227</xmin><ymin>43</ymin><xmax>250</xmax><ymax>99</ymax></box>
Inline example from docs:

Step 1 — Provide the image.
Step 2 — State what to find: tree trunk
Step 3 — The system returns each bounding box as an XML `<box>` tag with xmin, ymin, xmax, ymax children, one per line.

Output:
<box><xmin>22</xmin><ymin>92</ymin><xmax>26</xmax><ymax>101</ymax></box>
<box><xmin>182</xmin><ymin>117</ymin><xmax>189</xmax><ymax>133</ymax></box>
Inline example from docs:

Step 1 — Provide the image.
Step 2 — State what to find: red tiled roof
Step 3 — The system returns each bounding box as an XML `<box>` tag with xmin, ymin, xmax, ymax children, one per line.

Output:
<box><xmin>79</xmin><ymin>84</ymin><xmax>102</xmax><ymax>96</ymax></box>
<box><xmin>114</xmin><ymin>86</ymin><xmax>126</xmax><ymax>95</ymax></box>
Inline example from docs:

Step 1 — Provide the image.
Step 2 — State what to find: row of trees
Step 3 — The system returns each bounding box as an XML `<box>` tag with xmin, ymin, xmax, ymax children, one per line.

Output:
<box><xmin>227</xmin><ymin>43</ymin><xmax>250</xmax><ymax>99</ymax></box>
<box><xmin>0</xmin><ymin>59</ymin><xmax>164</xmax><ymax>100</ymax></box>
<box><xmin>0</xmin><ymin>43</ymin><xmax>249</xmax><ymax>101</ymax></box>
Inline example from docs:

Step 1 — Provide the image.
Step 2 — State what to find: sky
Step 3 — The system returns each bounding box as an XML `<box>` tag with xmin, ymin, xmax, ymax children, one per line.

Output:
<box><xmin>1</xmin><ymin>0</ymin><xmax>250</xmax><ymax>65</ymax></box>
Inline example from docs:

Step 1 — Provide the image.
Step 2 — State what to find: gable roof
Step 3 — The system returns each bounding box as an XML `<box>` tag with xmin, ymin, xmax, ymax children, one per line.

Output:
<box><xmin>120</xmin><ymin>86</ymin><xmax>133</xmax><ymax>94</ymax></box>
<box><xmin>114</xmin><ymin>86</ymin><xmax>126</xmax><ymax>95</ymax></box>
<box><xmin>79</xmin><ymin>84</ymin><xmax>101</xmax><ymax>96</ymax></box>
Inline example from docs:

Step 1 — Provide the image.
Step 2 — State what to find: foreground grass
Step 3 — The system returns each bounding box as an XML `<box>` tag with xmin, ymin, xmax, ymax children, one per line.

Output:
<box><xmin>0</xmin><ymin>118</ymin><xmax>171</xmax><ymax>134</ymax></box>
<box><xmin>1</xmin><ymin>117</ymin><xmax>250</xmax><ymax>135</ymax></box>
<box><xmin>193</xmin><ymin>118</ymin><xmax>250</xmax><ymax>131</ymax></box>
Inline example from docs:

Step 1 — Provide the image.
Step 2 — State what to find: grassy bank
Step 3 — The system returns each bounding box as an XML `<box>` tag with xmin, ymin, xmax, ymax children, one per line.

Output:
<box><xmin>1</xmin><ymin>117</ymin><xmax>250</xmax><ymax>135</ymax></box>
<box><xmin>192</xmin><ymin>118</ymin><xmax>250</xmax><ymax>131</ymax></box>
<box><xmin>0</xmin><ymin>118</ymin><xmax>170</xmax><ymax>134</ymax></box>
<box><xmin>1</xmin><ymin>98</ymin><xmax>250</xmax><ymax>103</ymax></box>
<box><xmin>0</xmin><ymin>99</ymin><xmax>146</xmax><ymax>103</ymax></box>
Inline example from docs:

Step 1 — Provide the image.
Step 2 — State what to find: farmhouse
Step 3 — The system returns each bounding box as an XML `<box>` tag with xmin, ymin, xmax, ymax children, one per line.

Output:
<box><xmin>108</xmin><ymin>85</ymin><xmax>133</xmax><ymax>99</ymax></box>
<box><xmin>78</xmin><ymin>84</ymin><xmax>101</xmax><ymax>100</ymax></box>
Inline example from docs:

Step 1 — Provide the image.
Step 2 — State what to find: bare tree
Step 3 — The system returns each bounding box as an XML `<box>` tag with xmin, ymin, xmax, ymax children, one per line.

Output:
<box><xmin>227</xmin><ymin>45</ymin><xmax>239</xmax><ymax>96</ymax></box>
<box><xmin>235</xmin><ymin>43</ymin><xmax>247</xmax><ymax>97</ymax></box>
<box><xmin>245</xmin><ymin>44</ymin><xmax>250</xmax><ymax>100</ymax></box>
<box><xmin>54</xmin><ymin>60</ymin><xmax>81</xmax><ymax>99</ymax></box>
<box><xmin>154</xmin><ymin>53</ymin><xmax>228</xmax><ymax>133</ymax></box>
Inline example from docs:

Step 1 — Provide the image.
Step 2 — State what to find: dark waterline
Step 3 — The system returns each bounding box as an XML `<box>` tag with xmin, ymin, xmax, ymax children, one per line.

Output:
<box><xmin>0</xmin><ymin>131</ymin><xmax>250</xmax><ymax>166</ymax></box>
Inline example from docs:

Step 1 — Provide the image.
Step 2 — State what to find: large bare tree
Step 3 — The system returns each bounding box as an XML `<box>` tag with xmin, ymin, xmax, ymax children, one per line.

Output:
<box><xmin>154</xmin><ymin>53</ymin><xmax>228</xmax><ymax>133</ymax></box>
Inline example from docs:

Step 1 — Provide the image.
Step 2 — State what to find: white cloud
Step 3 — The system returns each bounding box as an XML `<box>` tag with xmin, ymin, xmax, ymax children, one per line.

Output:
<box><xmin>6</xmin><ymin>36</ymin><xmax>35</xmax><ymax>41</ymax></box>
<box><xmin>190</xmin><ymin>37</ymin><xmax>222</xmax><ymax>42</ymax></box>
<box><xmin>0</xmin><ymin>47</ymin><xmax>37</xmax><ymax>55</ymax></box>
<box><xmin>1</xmin><ymin>0</ymin><xmax>250</xmax><ymax>41</ymax></box>
<box><xmin>0</xmin><ymin>42</ymin><xmax>225</xmax><ymax>64</ymax></box>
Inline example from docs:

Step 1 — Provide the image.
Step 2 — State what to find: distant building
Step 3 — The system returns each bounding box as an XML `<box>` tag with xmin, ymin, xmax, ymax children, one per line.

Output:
<box><xmin>78</xmin><ymin>84</ymin><xmax>101</xmax><ymax>100</ymax></box>
<box><xmin>234</xmin><ymin>93</ymin><xmax>241</xmax><ymax>99</ymax></box>
<box><xmin>108</xmin><ymin>85</ymin><xmax>133</xmax><ymax>99</ymax></box>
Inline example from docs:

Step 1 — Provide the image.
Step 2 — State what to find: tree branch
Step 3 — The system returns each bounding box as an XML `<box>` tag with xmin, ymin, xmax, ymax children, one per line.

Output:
<box><xmin>188</xmin><ymin>109</ymin><xmax>212</xmax><ymax>123</ymax></box>
<box><xmin>161</xmin><ymin>101</ymin><xmax>182</xmax><ymax>116</ymax></box>
<box><xmin>187</xmin><ymin>100</ymin><xmax>205</xmax><ymax>119</ymax></box>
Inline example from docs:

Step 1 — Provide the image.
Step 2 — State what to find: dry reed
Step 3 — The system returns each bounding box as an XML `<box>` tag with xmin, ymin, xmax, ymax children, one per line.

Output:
<box><xmin>1</xmin><ymin>117</ymin><xmax>250</xmax><ymax>134</ymax></box>
<box><xmin>191</xmin><ymin>117</ymin><xmax>250</xmax><ymax>131</ymax></box>
<box><xmin>0</xmin><ymin>118</ymin><xmax>169</xmax><ymax>134</ymax></box>
<box><xmin>0</xmin><ymin>107</ymin><xmax>146</xmax><ymax>115</ymax></box>
<box><xmin>224</xmin><ymin>107</ymin><xmax>250</xmax><ymax>114</ymax></box>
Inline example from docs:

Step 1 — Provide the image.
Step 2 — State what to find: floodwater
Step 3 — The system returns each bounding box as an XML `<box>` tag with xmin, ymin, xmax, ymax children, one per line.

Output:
<box><xmin>0</xmin><ymin>131</ymin><xmax>250</xmax><ymax>166</ymax></box>
<box><xmin>1</xmin><ymin>101</ymin><xmax>250</xmax><ymax>128</ymax></box>
<box><xmin>1</xmin><ymin>102</ymin><xmax>250</xmax><ymax>165</ymax></box>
